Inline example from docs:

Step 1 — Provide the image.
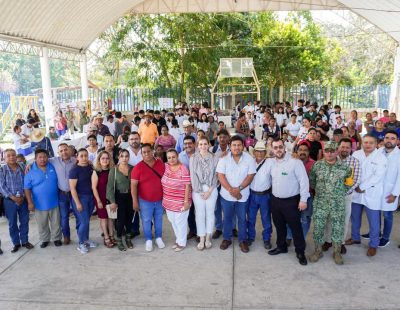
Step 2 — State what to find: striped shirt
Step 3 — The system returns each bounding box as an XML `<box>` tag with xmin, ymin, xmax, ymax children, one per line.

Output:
<box><xmin>342</xmin><ymin>155</ymin><xmax>361</xmax><ymax>195</ymax></box>
<box><xmin>161</xmin><ymin>164</ymin><xmax>192</xmax><ymax>212</ymax></box>
<box><xmin>0</xmin><ymin>164</ymin><xmax>24</xmax><ymax>198</ymax></box>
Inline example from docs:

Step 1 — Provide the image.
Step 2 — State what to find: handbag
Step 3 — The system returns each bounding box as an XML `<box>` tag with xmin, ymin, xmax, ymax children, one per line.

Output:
<box><xmin>106</xmin><ymin>168</ymin><xmax>118</xmax><ymax>219</ymax></box>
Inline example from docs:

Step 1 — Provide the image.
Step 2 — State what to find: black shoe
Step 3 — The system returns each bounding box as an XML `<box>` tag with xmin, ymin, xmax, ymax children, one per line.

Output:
<box><xmin>132</xmin><ymin>231</ymin><xmax>140</xmax><ymax>238</ymax></box>
<box><xmin>22</xmin><ymin>242</ymin><xmax>34</xmax><ymax>249</ymax></box>
<box><xmin>341</xmin><ymin>244</ymin><xmax>347</xmax><ymax>255</ymax></box>
<box><xmin>54</xmin><ymin>240</ymin><xmax>62</xmax><ymax>247</ymax></box>
<box><xmin>268</xmin><ymin>247</ymin><xmax>288</xmax><ymax>255</ymax></box>
<box><xmin>40</xmin><ymin>242</ymin><xmax>49</xmax><ymax>248</ymax></box>
<box><xmin>247</xmin><ymin>239</ymin><xmax>254</xmax><ymax>246</ymax></box>
<box><xmin>232</xmin><ymin>229</ymin><xmax>238</xmax><ymax>238</ymax></box>
<box><xmin>212</xmin><ymin>230</ymin><xmax>222</xmax><ymax>239</ymax></box>
<box><xmin>187</xmin><ymin>231</ymin><xmax>197</xmax><ymax>240</ymax></box>
<box><xmin>0</xmin><ymin>248</ymin><xmax>3</xmax><ymax>255</ymax></box>
<box><xmin>264</xmin><ymin>240</ymin><xmax>272</xmax><ymax>249</ymax></box>
<box><xmin>11</xmin><ymin>244</ymin><xmax>21</xmax><ymax>253</ymax></box>
<box><xmin>361</xmin><ymin>233</ymin><xmax>370</xmax><ymax>240</ymax></box>
<box><xmin>296</xmin><ymin>253</ymin><xmax>308</xmax><ymax>266</ymax></box>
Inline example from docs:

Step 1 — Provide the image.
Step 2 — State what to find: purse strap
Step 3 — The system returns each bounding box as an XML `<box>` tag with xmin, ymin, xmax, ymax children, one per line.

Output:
<box><xmin>144</xmin><ymin>161</ymin><xmax>162</xmax><ymax>179</ymax></box>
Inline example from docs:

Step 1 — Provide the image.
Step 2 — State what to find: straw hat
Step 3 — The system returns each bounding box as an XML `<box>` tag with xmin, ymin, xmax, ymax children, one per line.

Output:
<box><xmin>254</xmin><ymin>141</ymin><xmax>266</xmax><ymax>151</ymax></box>
<box><xmin>182</xmin><ymin>120</ymin><xmax>193</xmax><ymax>128</ymax></box>
<box><xmin>30</xmin><ymin>128</ymin><xmax>45</xmax><ymax>142</ymax></box>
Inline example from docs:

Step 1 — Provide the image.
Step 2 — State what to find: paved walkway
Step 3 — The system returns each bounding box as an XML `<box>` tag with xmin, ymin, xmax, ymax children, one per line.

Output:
<box><xmin>0</xmin><ymin>212</ymin><xmax>400</xmax><ymax>310</ymax></box>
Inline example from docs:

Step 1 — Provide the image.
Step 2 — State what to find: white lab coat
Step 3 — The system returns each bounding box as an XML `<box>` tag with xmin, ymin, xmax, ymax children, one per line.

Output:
<box><xmin>352</xmin><ymin>148</ymin><xmax>388</xmax><ymax>210</ymax></box>
<box><xmin>380</xmin><ymin>147</ymin><xmax>400</xmax><ymax>211</ymax></box>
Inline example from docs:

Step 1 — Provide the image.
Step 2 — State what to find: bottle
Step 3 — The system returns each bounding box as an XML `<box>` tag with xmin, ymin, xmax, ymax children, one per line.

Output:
<box><xmin>15</xmin><ymin>191</ymin><xmax>21</xmax><ymax>198</ymax></box>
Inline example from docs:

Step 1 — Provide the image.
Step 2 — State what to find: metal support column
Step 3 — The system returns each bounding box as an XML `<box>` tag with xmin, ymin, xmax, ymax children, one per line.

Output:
<box><xmin>40</xmin><ymin>46</ymin><xmax>53</xmax><ymax>129</ymax></box>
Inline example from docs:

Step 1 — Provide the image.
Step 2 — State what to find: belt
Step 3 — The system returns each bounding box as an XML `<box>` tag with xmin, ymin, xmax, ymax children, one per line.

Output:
<box><xmin>59</xmin><ymin>190</ymin><xmax>70</xmax><ymax>195</ymax></box>
<box><xmin>251</xmin><ymin>188</ymin><xmax>271</xmax><ymax>195</ymax></box>
<box><xmin>117</xmin><ymin>190</ymin><xmax>129</xmax><ymax>194</ymax></box>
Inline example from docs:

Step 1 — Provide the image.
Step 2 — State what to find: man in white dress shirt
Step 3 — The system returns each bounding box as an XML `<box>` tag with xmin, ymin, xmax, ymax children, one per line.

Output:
<box><xmin>216</xmin><ymin>135</ymin><xmax>256</xmax><ymax>253</ymax></box>
<box><xmin>267</xmin><ymin>138</ymin><xmax>309</xmax><ymax>265</ymax></box>
<box><xmin>345</xmin><ymin>134</ymin><xmax>388</xmax><ymax>257</ymax></box>
<box><xmin>127</xmin><ymin>132</ymin><xmax>143</xmax><ymax>167</ymax></box>
<box><xmin>247</xmin><ymin>141</ymin><xmax>273</xmax><ymax>249</ymax></box>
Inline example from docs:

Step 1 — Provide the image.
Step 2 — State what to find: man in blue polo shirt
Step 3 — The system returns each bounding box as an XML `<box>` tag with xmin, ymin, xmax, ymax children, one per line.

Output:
<box><xmin>24</xmin><ymin>149</ymin><xmax>62</xmax><ymax>248</ymax></box>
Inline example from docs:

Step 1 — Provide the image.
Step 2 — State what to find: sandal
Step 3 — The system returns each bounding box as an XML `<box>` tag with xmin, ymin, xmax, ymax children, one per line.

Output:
<box><xmin>109</xmin><ymin>235</ymin><xmax>117</xmax><ymax>246</ymax></box>
<box><xmin>104</xmin><ymin>237</ymin><xmax>114</xmax><ymax>248</ymax></box>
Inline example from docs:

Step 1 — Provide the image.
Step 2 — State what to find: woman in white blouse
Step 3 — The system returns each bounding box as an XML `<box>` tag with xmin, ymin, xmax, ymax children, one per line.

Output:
<box><xmin>189</xmin><ymin>136</ymin><xmax>219</xmax><ymax>250</ymax></box>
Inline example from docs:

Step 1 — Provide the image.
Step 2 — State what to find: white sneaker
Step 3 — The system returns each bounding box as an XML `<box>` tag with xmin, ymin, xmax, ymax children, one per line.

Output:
<box><xmin>77</xmin><ymin>243</ymin><xmax>88</xmax><ymax>254</ymax></box>
<box><xmin>85</xmin><ymin>240</ymin><xmax>98</xmax><ymax>248</ymax></box>
<box><xmin>156</xmin><ymin>238</ymin><xmax>165</xmax><ymax>249</ymax></box>
<box><xmin>145</xmin><ymin>240</ymin><xmax>153</xmax><ymax>252</ymax></box>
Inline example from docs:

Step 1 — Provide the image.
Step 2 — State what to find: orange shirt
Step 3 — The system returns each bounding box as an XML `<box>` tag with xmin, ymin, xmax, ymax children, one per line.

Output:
<box><xmin>138</xmin><ymin>122</ymin><xmax>159</xmax><ymax>144</ymax></box>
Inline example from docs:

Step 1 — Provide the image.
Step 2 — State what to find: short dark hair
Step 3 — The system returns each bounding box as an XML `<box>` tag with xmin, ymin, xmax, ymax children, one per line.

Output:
<box><xmin>183</xmin><ymin>135</ymin><xmax>195</xmax><ymax>143</ymax></box>
<box><xmin>154</xmin><ymin>110</ymin><xmax>161</xmax><ymax>115</ymax></box>
<box><xmin>87</xmin><ymin>134</ymin><xmax>97</xmax><ymax>140</ymax></box>
<box><xmin>115</xmin><ymin>111</ymin><xmax>122</xmax><ymax>119</ymax></box>
<box><xmin>217</xmin><ymin>129</ymin><xmax>230</xmax><ymax>136</ymax></box>
<box><xmin>338</xmin><ymin>138</ymin><xmax>352</xmax><ymax>147</ymax></box>
<box><xmin>104</xmin><ymin>134</ymin><xmax>114</xmax><ymax>140</ymax></box>
<box><xmin>141</xmin><ymin>143</ymin><xmax>153</xmax><ymax>150</ymax></box>
<box><xmin>333</xmin><ymin>129</ymin><xmax>343</xmax><ymax>135</ymax></box>
<box><xmin>230</xmin><ymin>135</ymin><xmax>244</xmax><ymax>145</ymax></box>
<box><xmin>13</xmin><ymin>125</ymin><xmax>20</xmax><ymax>132</ymax></box>
<box><xmin>58</xmin><ymin>143</ymin><xmax>69</xmax><ymax>149</ymax></box>
<box><xmin>28</xmin><ymin>118</ymin><xmax>35</xmax><ymax>125</ymax></box>
<box><xmin>107</xmin><ymin>115</ymin><xmax>114</xmax><ymax>121</ymax></box>
<box><xmin>34</xmin><ymin>148</ymin><xmax>49</xmax><ymax>158</ymax></box>
<box><xmin>308</xmin><ymin>128</ymin><xmax>317</xmax><ymax>133</ymax></box>
<box><xmin>385</xmin><ymin>130</ymin><xmax>399</xmax><ymax>138</ymax></box>
<box><xmin>130</xmin><ymin>131</ymin><xmax>140</xmax><ymax>137</ymax></box>
<box><xmin>363</xmin><ymin>134</ymin><xmax>377</xmax><ymax>142</ymax></box>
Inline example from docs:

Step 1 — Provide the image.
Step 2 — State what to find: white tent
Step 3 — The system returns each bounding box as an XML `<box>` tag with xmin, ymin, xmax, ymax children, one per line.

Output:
<box><xmin>1</xmin><ymin>0</ymin><xmax>400</xmax><ymax>120</ymax></box>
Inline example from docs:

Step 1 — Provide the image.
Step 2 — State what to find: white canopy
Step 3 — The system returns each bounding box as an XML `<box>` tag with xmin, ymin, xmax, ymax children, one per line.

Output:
<box><xmin>1</xmin><ymin>0</ymin><xmax>400</xmax><ymax>53</ymax></box>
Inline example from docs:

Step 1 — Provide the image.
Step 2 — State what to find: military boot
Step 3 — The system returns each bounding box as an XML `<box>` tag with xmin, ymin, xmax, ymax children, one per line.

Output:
<box><xmin>309</xmin><ymin>244</ymin><xmax>323</xmax><ymax>263</ymax></box>
<box><xmin>116</xmin><ymin>237</ymin><xmax>126</xmax><ymax>251</ymax></box>
<box><xmin>333</xmin><ymin>244</ymin><xmax>344</xmax><ymax>265</ymax></box>
<box><xmin>125</xmin><ymin>233</ymin><xmax>134</xmax><ymax>249</ymax></box>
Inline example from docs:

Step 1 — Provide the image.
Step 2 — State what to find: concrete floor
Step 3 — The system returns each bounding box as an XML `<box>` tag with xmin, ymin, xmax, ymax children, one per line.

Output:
<box><xmin>0</xmin><ymin>212</ymin><xmax>400</xmax><ymax>310</ymax></box>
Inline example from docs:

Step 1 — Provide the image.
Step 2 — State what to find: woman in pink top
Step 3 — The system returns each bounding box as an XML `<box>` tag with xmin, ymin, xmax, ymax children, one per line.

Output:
<box><xmin>161</xmin><ymin>149</ymin><xmax>192</xmax><ymax>252</ymax></box>
<box><xmin>154</xmin><ymin>125</ymin><xmax>177</xmax><ymax>152</ymax></box>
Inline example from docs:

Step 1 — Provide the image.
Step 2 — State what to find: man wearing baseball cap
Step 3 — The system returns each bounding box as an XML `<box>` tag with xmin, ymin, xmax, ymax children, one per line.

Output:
<box><xmin>175</xmin><ymin>120</ymin><xmax>197</xmax><ymax>154</ymax></box>
<box><xmin>308</xmin><ymin>141</ymin><xmax>352</xmax><ymax>265</ymax></box>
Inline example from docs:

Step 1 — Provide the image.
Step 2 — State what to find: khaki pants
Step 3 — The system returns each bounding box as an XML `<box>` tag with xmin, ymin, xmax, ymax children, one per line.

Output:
<box><xmin>35</xmin><ymin>208</ymin><xmax>62</xmax><ymax>242</ymax></box>
<box><xmin>324</xmin><ymin>194</ymin><xmax>353</xmax><ymax>244</ymax></box>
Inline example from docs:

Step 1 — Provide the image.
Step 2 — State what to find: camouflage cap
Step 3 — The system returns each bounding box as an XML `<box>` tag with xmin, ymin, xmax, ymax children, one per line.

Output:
<box><xmin>324</xmin><ymin>141</ymin><xmax>338</xmax><ymax>151</ymax></box>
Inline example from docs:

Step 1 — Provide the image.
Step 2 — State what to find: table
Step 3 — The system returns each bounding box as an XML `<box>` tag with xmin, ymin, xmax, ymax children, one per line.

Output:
<box><xmin>25</xmin><ymin>133</ymin><xmax>87</xmax><ymax>163</ymax></box>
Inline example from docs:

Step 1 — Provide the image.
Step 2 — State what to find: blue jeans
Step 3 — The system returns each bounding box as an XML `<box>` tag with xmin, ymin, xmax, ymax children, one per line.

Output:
<box><xmin>139</xmin><ymin>199</ymin><xmax>163</xmax><ymax>241</ymax></box>
<box><xmin>220</xmin><ymin>197</ymin><xmax>247</xmax><ymax>242</ymax></box>
<box><xmin>4</xmin><ymin>199</ymin><xmax>29</xmax><ymax>245</ymax></box>
<box><xmin>351</xmin><ymin>203</ymin><xmax>380</xmax><ymax>248</ymax></box>
<box><xmin>71</xmin><ymin>194</ymin><xmax>93</xmax><ymax>244</ymax></box>
<box><xmin>287</xmin><ymin>197</ymin><xmax>313</xmax><ymax>240</ymax></box>
<box><xmin>247</xmin><ymin>192</ymin><xmax>272</xmax><ymax>241</ymax></box>
<box><xmin>215</xmin><ymin>191</ymin><xmax>237</xmax><ymax>231</ymax></box>
<box><xmin>58</xmin><ymin>191</ymin><xmax>78</xmax><ymax>238</ymax></box>
<box><xmin>382</xmin><ymin>211</ymin><xmax>393</xmax><ymax>240</ymax></box>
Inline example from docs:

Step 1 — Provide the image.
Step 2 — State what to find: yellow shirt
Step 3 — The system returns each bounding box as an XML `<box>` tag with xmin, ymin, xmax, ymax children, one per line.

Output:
<box><xmin>138</xmin><ymin>122</ymin><xmax>159</xmax><ymax>144</ymax></box>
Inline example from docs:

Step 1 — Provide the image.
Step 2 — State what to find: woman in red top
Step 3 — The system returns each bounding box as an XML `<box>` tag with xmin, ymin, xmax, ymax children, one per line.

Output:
<box><xmin>91</xmin><ymin>150</ymin><xmax>115</xmax><ymax>248</ymax></box>
<box><xmin>161</xmin><ymin>149</ymin><xmax>192</xmax><ymax>252</ymax></box>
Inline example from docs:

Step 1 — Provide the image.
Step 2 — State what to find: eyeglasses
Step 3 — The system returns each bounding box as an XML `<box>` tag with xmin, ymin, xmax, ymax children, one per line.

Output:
<box><xmin>272</xmin><ymin>146</ymin><xmax>284</xmax><ymax>150</ymax></box>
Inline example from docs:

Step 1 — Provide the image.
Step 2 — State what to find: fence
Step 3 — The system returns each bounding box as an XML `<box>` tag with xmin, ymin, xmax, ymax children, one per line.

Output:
<box><xmin>11</xmin><ymin>84</ymin><xmax>393</xmax><ymax>113</ymax></box>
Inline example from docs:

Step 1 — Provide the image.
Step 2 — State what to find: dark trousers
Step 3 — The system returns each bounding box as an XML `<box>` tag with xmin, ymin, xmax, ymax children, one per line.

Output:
<box><xmin>188</xmin><ymin>202</ymin><xmax>197</xmax><ymax>234</ymax></box>
<box><xmin>116</xmin><ymin>192</ymin><xmax>133</xmax><ymax>238</ymax></box>
<box><xmin>271</xmin><ymin>194</ymin><xmax>305</xmax><ymax>254</ymax></box>
<box><xmin>131</xmin><ymin>210</ymin><xmax>140</xmax><ymax>234</ymax></box>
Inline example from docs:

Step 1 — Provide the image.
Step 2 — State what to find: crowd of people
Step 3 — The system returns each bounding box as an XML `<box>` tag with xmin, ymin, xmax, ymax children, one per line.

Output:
<box><xmin>0</xmin><ymin>99</ymin><xmax>399</xmax><ymax>267</ymax></box>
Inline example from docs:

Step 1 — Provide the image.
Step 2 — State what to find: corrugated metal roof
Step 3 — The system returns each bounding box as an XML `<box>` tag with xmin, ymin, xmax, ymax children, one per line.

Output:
<box><xmin>0</xmin><ymin>0</ymin><xmax>398</xmax><ymax>52</ymax></box>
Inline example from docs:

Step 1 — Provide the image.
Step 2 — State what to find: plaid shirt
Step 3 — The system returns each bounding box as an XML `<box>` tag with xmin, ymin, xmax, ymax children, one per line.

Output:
<box><xmin>342</xmin><ymin>155</ymin><xmax>361</xmax><ymax>195</ymax></box>
<box><xmin>0</xmin><ymin>164</ymin><xmax>25</xmax><ymax>198</ymax></box>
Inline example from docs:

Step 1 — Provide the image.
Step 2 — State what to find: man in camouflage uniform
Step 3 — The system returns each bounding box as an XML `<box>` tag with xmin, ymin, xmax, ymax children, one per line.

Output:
<box><xmin>309</xmin><ymin>141</ymin><xmax>352</xmax><ymax>265</ymax></box>
<box><xmin>65</xmin><ymin>105</ymin><xmax>75</xmax><ymax>135</ymax></box>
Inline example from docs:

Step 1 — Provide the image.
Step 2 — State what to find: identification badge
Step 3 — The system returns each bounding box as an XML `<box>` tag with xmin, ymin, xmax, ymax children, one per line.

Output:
<box><xmin>281</xmin><ymin>172</ymin><xmax>288</xmax><ymax>176</ymax></box>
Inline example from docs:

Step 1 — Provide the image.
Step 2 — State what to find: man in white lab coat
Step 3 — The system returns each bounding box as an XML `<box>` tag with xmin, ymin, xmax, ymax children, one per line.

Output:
<box><xmin>345</xmin><ymin>134</ymin><xmax>388</xmax><ymax>257</ymax></box>
<box><xmin>378</xmin><ymin>131</ymin><xmax>400</xmax><ymax>247</ymax></box>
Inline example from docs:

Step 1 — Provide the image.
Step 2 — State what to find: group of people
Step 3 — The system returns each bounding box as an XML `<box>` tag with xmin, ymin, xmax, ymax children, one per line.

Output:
<box><xmin>0</xmin><ymin>100</ymin><xmax>399</xmax><ymax>268</ymax></box>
